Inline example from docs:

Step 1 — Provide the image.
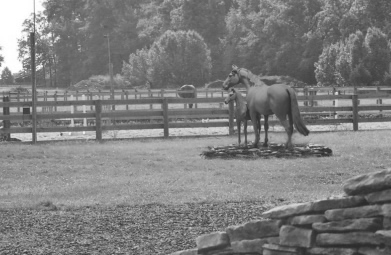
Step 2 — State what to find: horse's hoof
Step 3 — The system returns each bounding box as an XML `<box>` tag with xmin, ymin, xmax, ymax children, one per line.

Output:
<box><xmin>285</xmin><ymin>144</ymin><xmax>294</xmax><ymax>150</ymax></box>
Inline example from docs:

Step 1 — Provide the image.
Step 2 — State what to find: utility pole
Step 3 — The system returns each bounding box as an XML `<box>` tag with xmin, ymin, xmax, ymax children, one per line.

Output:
<box><xmin>31</xmin><ymin>0</ymin><xmax>37</xmax><ymax>143</ymax></box>
<box><xmin>104</xmin><ymin>34</ymin><xmax>114</xmax><ymax>101</ymax></box>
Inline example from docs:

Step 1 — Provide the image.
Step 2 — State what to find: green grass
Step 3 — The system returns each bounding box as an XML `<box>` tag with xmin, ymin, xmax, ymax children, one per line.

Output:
<box><xmin>1</xmin><ymin>130</ymin><xmax>391</xmax><ymax>209</ymax></box>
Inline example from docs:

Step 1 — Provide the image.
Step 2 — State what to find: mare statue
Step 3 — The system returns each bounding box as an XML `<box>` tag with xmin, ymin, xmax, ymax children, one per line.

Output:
<box><xmin>178</xmin><ymin>85</ymin><xmax>196</xmax><ymax>108</ymax></box>
<box><xmin>224</xmin><ymin>88</ymin><xmax>261</xmax><ymax>147</ymax></box>
<box><xmin>222</xmin><ymin>65</ymin><xmax>309</xmax><ymax>149</ymax></box>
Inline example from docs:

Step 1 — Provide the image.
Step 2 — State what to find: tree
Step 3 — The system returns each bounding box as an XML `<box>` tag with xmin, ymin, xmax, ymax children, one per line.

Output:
<box><xmin>123</xmin><ymin>30</ymin><xmax>212</xmax><ymax>88</ymax></box>
<box><xmin>138</xmin><ymin>0</ymin><xmax>232</xmax><ymax>80</ymax></box>
<box><xmin>315</xmin><ymin>26</ymin><xmax>391</xmax><ymax>87</ymax></box>
<box><xmin>0</xmin><ymin>46</ymin><xmax>4</xmax><ymax>67</ymax></box>
<box><xmin>315</xmin><ymin>43</ymin><xmax>339</xmax><ymax>86</ymax></box>
<box><xmin>44</xmin><ymin>0</ymin><xmax>87</xmax><ymax>86</ymax></box>
<box><xmin>149</xmin><ymin>30</ymin><xmax>212</xmax><ymax>88</ymax></box>
<box><xmin>1</xmin><ymin>67</ymin><xmax>14</xmax><ymax>85</ymax></box>
<box><xmin>222</xmin><ymin>0</ymin><xmax>323</xmax><ymax>84</ymax></box>
<box><xmin>364</xmin><ymin>27</ymin><xmax>391</xmax><ymax>84</ymax></box>
<box><xmin>18</xmin><ymin>12</ymin><xmax>55</xmax><ymax>86</ymax></box>
<box><xmin>122</xmin><ymin>48</ymin><xmax>151</xmax><ymax>87</ymax></box>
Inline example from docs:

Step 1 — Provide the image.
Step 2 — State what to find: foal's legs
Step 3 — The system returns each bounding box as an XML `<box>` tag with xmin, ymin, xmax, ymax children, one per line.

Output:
<box><xmin>263</xmin><ymin>115</ymin><xmax>269</xmax><ymax>147</ymax></box>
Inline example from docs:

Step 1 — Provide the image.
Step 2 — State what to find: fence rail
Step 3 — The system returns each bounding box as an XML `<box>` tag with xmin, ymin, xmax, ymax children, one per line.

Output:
<box><xmin>1</xmin><ymin>89</ymin><xmax>391</xmax><ymax>142</ymax></box>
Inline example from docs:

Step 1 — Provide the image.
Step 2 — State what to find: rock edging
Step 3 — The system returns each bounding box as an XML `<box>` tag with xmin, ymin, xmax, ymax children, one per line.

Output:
<box><xmin>169</xmin><ymin>169</ymin><xmax>391</xmax><ymax>255</ymax></box>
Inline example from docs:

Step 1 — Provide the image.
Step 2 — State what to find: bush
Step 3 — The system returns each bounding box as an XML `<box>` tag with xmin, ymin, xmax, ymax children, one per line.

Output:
<box><xmin>69</xmin><ymin>75</ymin><xmax>130</xmax><ymax>91</ymax></box>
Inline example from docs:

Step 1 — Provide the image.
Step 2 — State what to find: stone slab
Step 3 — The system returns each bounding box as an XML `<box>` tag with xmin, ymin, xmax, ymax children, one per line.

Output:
<box><xmin>306</xmin><ymin>247</ymin><xmax>357</xmax><ymax>255</ymax></box>
<box><xmin>324</xmin><ymin>204</ymin><xmax>382</xmax><ymax>221</ymax></box>
<box><xmin>230</xmin><ymin>238</ymin><xmax>267</xmax><ymax>254</ymax></box>
<box><xmin>170</xmin><ymin>248</ymin><xmax>198</xmax><ymax>255</ymax></box>
<box><xmin>375</xmin><ymin>230</ymin><xmax>391</xmax><ymax>244</ymax></box>
<box><xmin>382</xmin><ymin>203</ymin><xmax>391</xmax><ymax>217</ymax></box>
<box><xmin>343</xmin><ymin>169</ymin><xmax>391</xmax><ymax>196</ymax></box>
<box><xmin>365</xmin><ymin>188</ymin><xmax>391</xmax><ymax>204</ymax></box>
<box><xmin>312</xmin><ymin>217</ymin><xmax>382</xmax><ymax>233</ymax></box>
<box><xmin>358</xmin><ymin>247</ymin><xmax>391</xmax><ymax>255</ymax></box>
<box><xmin>267</xmin><ymin>236</ymin><xmax>280</xmax><ymax>244</ymax></box>
<box><xmin>225</xmin><ymin>219</ymin><xmax>282</xmax><ymax>241</ymax></box>
<box><xmin>310</xmin><ymin>195</ymin><xmax>367</xmax><ymax>212</ymax></box>
<box><xmin>288</xmin><ymin>214</ymin><xmax>326</xmax><ymax>226</ymax></box>
<box><xmin>196</xmin><ymin>231</ymin><xmax>230</xmax><ymax>253</ymax></box>
<box><xmin>262</xmin><ymin>196</ymin><xmax>366</xmax><ymax>219</ymax></box>
<box><xmin>384</xmin><ymin>217</ymin><xmax>391</xmax><ymax>230</ymax></box>
<box><xmin>262</xmin><ymin>203</ymin><xmax>312</xmax><ymax>219</ymax></box>
<box><xmin>279</xmin><ymin>225</ymin><xmax>315</xmax><ymax>248</ymax></box>
<box><xmin>263</xmin><ymin>250</ymin><xmax>299</xmax><ymax>255</ymax></box>
<box><xmin>200</xmin><ymin>247</ymin><xmax>234</xmax><ymax>255</ymax></box>
<box><xmin>316</xmin><ymin>232</ymin><xmax>384</xmax><ymax>246</ymax></box>
<box><xmin>263</xmin><ymin>244</ymin><xmax>303</xmax><ymax>254</ymax></box>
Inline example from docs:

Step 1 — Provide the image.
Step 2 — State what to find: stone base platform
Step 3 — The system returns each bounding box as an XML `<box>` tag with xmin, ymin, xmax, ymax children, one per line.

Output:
<box><xmin>201</xmin><ymin>143</ymin><xmax>332</xmax><ymax>159</ymax></box>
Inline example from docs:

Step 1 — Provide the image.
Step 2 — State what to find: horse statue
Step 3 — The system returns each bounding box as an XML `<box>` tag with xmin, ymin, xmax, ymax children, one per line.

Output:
<box><xmin>178</xmin><ymin>85</ymin><xmax>196</xmax><ymax>108</ymax></box>
<box><xmin>224</xmin><ymin>88</ymin><xmax>262</xmax><ymax>147</ymax></box>
<box><xmin>222</xmin><ymin>65</ymin><xmax>309</xmax><ymax>149</ymax></box>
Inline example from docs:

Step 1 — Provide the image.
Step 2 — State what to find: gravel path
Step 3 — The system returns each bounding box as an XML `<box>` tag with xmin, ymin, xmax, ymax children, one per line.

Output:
<box><xmin>0</xmin><ymin>201</ymin><xmax>271</xmax><ymax>255</ymax></box>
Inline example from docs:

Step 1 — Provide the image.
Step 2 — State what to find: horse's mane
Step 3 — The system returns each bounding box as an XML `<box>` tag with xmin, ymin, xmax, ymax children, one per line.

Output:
<box><xmin>239</xmin><ymin>68</ymin><xmax>264</xmax><ymax>86</ymax></box>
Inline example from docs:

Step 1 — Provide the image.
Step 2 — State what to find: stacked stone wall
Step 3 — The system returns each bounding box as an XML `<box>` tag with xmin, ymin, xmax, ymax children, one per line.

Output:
<box><xmin>169</xmin><ymin>169</ymin><xmax>391</xmax><ymax>255</ymax></box>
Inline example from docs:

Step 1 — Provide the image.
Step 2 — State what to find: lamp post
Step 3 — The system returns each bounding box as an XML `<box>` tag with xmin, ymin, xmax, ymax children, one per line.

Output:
<box><xmin>104</xmin><ymin>34</ymin><xmax>114</xmax><ymax>101</ymax></box>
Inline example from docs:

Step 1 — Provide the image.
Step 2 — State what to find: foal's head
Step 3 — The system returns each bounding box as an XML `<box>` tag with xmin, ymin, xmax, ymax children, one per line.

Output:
<box><xmin>224</xmin><ymin>88</ymin><xmax>238</xmax><ymax>104</ymax></box>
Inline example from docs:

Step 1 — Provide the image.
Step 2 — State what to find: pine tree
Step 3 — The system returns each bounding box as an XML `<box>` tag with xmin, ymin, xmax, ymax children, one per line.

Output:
<box><xmin>1</xmin><ymin>67</ymin><xmax>14</xmax><ymax>85</ymax></box>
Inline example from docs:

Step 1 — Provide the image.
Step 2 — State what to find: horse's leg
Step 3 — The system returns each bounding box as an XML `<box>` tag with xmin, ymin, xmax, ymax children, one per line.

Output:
<box><xmin>263</xmin><ymin>115</ymin><xmax>269</xmax><ymax>147</ymax></box>
<box><xmin>250</xmin><ymin>111</ymin><xmax>260</xmax><ymax>148</ymax></box>
<box><xmin>277</xmin><ymin>115</ymin><xmax>293</xmax><ymax>149</ymax></box>
<box><xmin>244</xmin><ymin>119</ymin><xmax>248</xmax><ymax>147</ymax></box>
<box><xmin>237</xmin><ymin>120</ymin><xmax>241</xmax><ymax>146</ymax></box>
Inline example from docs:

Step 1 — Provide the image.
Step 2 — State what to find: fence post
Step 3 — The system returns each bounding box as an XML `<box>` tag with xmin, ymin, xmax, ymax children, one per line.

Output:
<box><xmin>162</xmin><ymin>98</ymin><xmax>169</xmax><ymax>138</ymax></box>
<box><xmin>352</xmin><ymin>93</ymin><xmax>359</xmax><ymax>131</ymax></box>
<box><xmin>228</xmin><ymin>100</ymin><xmax>234</xmax><ymax>135</ymax></box>
<box><xmin>17</xmin><ymin>92</ymin><xmax>20</xmax><ymax>113</ymax></box>
<box><xmin>333</xmin><ymin>87</ymin><xmax>339</xmax><ymax>119</ymax></box>
<box><xmin>194</xmin><ymin>87</ymin><xmax>198</xmax><ymax>109</ymax></box>
<box><xmin>149</xmin><ymin>89</ymin><xmax>153</xmax><ymax>109</ymax></box>
<box><xmin>54</xmin><ymin>91</ymin><xmax>58</xmax><ymax>112</ymax></box>
<box><xmin>2</xmin><ymin>96</ymin><xmax>11</xmax><ymax>141</ymax></box>
<box><xmin>125</xmin><ymin>91</ymin><xmax>129</xmax><ymax>110</ymax></box>
<box><xmin>160</xmin><ymin>89</ymin><xmax>164</xmax><ymax>109</ymax></box>
<box><xmin>376</xmin><ymin>86</ymin><xmax>383</xmax><ymax>117</ymax></box>
<box><xmin>304</xmin><ymin>87</ymin><xmax>308</xmax><ymax>106</ymax></box>
<box><xmin>95</xmin><ymin>100</ymin><xmax>103</xmax><ymax>141</ymax></box>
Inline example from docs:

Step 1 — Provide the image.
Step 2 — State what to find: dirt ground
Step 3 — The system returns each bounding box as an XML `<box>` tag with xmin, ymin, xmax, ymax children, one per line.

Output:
<box><xmin>10</xmin><ymin>121</ymin><xmax>391</xmax><ymax>142</ymax></box>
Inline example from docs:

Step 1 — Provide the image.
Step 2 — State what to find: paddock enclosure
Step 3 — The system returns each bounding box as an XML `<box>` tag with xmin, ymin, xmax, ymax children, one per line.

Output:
<box><xmin>1</xmin><ymin>86</ymin><xmax>391</xmax><ymax>142</ymax></box>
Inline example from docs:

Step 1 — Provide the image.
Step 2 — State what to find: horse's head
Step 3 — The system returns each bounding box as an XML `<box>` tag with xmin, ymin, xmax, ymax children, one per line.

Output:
<box><xmin>224</xmin><ymin>88</ymin><xmax>237</xmax><ymax>104</ymax></box>
<box><xmin>222</xmin><ymin>65</ymin><xmax>243</xmax><ymax>90</ymax></box>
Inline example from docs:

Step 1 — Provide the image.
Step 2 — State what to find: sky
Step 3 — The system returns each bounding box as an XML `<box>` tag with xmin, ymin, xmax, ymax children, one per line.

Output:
<box><xmin>0</xmin><ymin>0</ymin><xmax>44</xmax><ymax>74</ymax></box>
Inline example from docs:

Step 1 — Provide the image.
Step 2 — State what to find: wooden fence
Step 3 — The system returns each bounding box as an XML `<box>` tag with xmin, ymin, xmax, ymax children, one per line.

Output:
<box><xmin>2</xmin><ymin>86</ymin><xmax>391</xmax><ymax>102</ymax></box>
<box><xmin>1</xmin><ymin>88</ymin><xmax>391</xmax><ymax>142</ymax></box>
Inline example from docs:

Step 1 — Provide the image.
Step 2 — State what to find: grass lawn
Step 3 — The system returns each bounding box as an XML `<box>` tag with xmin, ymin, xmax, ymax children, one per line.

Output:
<box><xmin>2</xmin><ymin>130</ymin><xmax>391</xmax><ymax>209</ymax></box>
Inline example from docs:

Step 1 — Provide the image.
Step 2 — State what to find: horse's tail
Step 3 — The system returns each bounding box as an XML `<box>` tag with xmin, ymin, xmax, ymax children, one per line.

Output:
<box><xmin>287</xmin><ymin>88</ymin><xmax>309</xmax><ymax>136</ymax></box>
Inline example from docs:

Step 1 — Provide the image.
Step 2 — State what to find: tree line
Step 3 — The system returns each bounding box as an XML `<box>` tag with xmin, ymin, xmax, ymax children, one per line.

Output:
<box><xmin>3</xmin><ymin>0</ymin><xmax>391</xmax><ymax>88</ymax></box>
